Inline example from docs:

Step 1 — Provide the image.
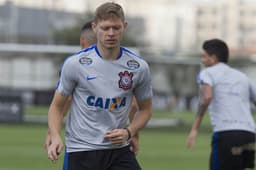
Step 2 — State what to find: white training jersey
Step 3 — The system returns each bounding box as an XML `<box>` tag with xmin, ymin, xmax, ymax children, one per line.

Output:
<box><xmin>198</xmin><ymin>63</ymin><xmax>256</xmax><ymax>133</ymax></box>
<box><xmin>56</xmin><ymin>45</ymin><xmax>153</xmax><ymax>153</ymax></box>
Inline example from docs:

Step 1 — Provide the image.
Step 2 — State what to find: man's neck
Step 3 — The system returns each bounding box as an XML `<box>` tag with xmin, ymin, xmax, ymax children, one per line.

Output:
<box><xmin>97</xmin><ymin>44</ymin><xmax>120</xmax><ymax>60</ymax></box>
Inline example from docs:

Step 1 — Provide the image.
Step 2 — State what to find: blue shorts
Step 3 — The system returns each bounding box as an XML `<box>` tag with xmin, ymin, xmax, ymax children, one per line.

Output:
<box><xmin>210</xmin><ymin>130</ymin><xmax>255</xmax><ymax>170</ymax></box>
<box><xmin>63</xmin><ymin>145</ymin><xmax>141</xmax><ymax>170</ymax></box>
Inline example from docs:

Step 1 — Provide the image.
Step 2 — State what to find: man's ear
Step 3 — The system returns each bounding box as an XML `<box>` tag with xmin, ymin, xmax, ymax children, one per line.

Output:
<box><xmin>123</xmin><ymin>22</ymin><xmax>128</xmax><ymax>30</ymax></box>
<box><xmin>212</xmin><ymin>54</ymin><xmax>219</xmax><ymax>62</ymax></box>
<box><xmin>80</xmin><ymin>37</ymin><xmax>88</xmax><ymax>49</ymax></box>
<box><xmin>92</xmin><ymin>22</ymin><xmax>97</xmax><ymax>33</ymax></box>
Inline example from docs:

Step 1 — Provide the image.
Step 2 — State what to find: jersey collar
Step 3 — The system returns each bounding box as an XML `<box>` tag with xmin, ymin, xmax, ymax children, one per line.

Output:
<box><xmin>95</xmin><ymin>45</ymin><xmax>123</xmax><ymax>60</ymax></box>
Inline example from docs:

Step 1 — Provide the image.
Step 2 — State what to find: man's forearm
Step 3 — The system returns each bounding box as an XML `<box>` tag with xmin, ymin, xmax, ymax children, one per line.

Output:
<box><xmin>191</xmin><ymin>99</ymin><xmax>210</xmax><ymax>131</ymax></box>
<box><xmin>48</xmin><ymin>92</ymin><xmax>67</xmax><ymax>137</ymax></box>
<box><xmin>48</xmin><ymin>106</ymin><xmax>63</xmax><ymax>137</ymax></box>
<box><xmin>127</xmin><ymin>109</ymin><xmax>152</xmax><ymax>137</ymax></box>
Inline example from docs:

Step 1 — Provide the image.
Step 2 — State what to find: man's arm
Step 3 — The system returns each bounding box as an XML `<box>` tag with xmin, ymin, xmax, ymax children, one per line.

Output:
<box><xmin>127</xmin><ymin>98</ymin><xmax>152</xmax><ymax>138</ymax></box>
<box><xmin>62</xmin><ymin>96</ymin><xmax>72</xmax><ymax>116</ymax></box>
<box><xmin>128</xmin><ymin>97</ymin><xmax>139</xmax><ymax>155</ymax></box>
<box><xmin>187</xmin><ymin>84</ymin><xmax>212</xmax><ymax>149</ymax></box>
<box><xmin>128</xmin><ymin>97</ymin><xmax>138</xmax><ymax>122</ymax></box>
<box><xmin>47</xmin><ymin>91</ymin><xmax>68</xmax><ymax>161</ymax></box>
<box><xmin>105</xmin><ymin>98</ymin><xmax>152</xmax><ymax>145</ymax></box>
<box><xmin>45</xmin><ymin>96</ymin><xmax>72</xmax><ymax>151</ymax></box>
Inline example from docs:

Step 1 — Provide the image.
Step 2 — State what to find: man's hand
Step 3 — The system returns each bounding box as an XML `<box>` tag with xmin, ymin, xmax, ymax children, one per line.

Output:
<box><xmin>44</xmin><ymin>129</ymin><xmax>51</xmax><ymax>151</ymax></box>
<box><xmin>47</xmin><ymin>135</ymin><xmax>64</xmax><ymax>162</ymax></box>
<box><xmin>186</xmin><ymin>129</ymin><xmax>198</xmax><ymax>149</ymax></box>
<box><xmin>105</xmin><ymin>129</ymin><xmax>130</xmax><ymax>145</ymax></box>
<box><xmin>130</xmin><ymin>135</ymin><xmax>139</xmax><ymax>155</ymax></box>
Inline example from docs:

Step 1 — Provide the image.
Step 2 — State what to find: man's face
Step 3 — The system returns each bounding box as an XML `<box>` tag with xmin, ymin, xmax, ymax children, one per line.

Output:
<box><xmin>93</xmin><ymin>17</ymin><xmax>127</xmax><ymax>49</ymax></box>
<box><xmin>201</xmin><ymin>50</ymin><xmax>217</xmax><ymax>67</ymax></box>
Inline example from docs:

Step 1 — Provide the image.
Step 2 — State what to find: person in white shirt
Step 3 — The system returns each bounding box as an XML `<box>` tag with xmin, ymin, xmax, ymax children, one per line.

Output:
<box><xmin>44</xmin><ymin>21</ymin><xmax>140</xmax><ymax>156</ymax></box>
<box><xmin>187</xmin><ymin>38</ymin><xmax>256</xmax><ymax>170</ymax></box>
<box><xmin>47</xmin><ymin>2</ymin><xmax>152</xmax><ymax>170</ymax></box>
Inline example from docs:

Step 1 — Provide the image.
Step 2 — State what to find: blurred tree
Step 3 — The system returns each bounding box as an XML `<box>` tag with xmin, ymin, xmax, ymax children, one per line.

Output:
<box><xmin>52</xmin><ymin>12</ymin><xmax>94</xmax><ymax>45</ymax></box>
<box><xmin>53</xmin><ymin>24</ymin><xmax>81</xmax><ymax>45</ymax></box>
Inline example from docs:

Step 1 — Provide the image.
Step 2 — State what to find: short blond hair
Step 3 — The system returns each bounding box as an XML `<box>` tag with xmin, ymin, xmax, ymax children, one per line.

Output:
<box><xmin>94</xmin><ymin>2</ymin><xmax>125</xmax><ymax>22</ymax></box>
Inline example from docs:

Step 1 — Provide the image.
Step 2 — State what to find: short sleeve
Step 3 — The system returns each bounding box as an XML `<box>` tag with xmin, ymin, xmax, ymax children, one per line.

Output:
<box><xmin>56</xmin><ymin>58</ymin><xmax>78</xmax><ymax>96</ymax></box>
<box><xmin>134</xmin><ymin>62</ymin><xmax>153</xmax><ymax>101</ymax></box>
<box><xmin>197</xmin><ymin>69</ymin><xmax>214</xmax><ymax>86</ymax></box>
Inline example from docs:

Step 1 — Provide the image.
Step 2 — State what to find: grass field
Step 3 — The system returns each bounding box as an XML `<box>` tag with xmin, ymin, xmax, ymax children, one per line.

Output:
<box><xmin>3</xmin><ymin>106</ymin><xmax>255</xmax><ymax>170</ymax></box>
<box><xmin>0</xmin><ymin>123</ymin><xmax>212</xmax><ymax>170</ymax></box>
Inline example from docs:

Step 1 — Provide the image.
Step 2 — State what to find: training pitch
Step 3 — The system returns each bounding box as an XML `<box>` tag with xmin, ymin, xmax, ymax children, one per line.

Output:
<box><xmin>0</xmin><ymin>124</ymin><xmax>211</xmax><ymax>170</ymax></box>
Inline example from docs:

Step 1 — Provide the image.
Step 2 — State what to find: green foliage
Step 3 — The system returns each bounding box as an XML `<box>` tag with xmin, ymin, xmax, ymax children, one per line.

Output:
<box><xmin>52</xmin><ymin>12</ymin><xmax>94</xmax><ymax>45</ymax></box>
<box><xmin>53</xmin><ymin>25</ymin><xmax>81</xmax><ymax>45</ymax></box>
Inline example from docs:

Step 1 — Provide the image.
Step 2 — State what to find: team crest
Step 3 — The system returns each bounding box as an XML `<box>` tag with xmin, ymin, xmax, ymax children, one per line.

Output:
<box><xmin>118</xmin><ymin>71</ymin><xmax>133</xmax><ymax>90</ymax></box>
<box><xmin>79</xmin><ymin>57</ymin><xmax>92</xmax><ymax>65</ymax></box>
<box><xmin>127</xmin><ymin>60</ymin><xmax>140</xmax><ymax>70</ymax></box>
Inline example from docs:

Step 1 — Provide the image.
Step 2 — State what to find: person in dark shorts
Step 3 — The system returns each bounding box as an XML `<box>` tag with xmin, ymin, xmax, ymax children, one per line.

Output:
<box><xmin>47</xmin><ymin>2</ymin><xmax>153</xmax><ymax>170</ymax></box>
<box><xmin>44</xmin><ymin>21</ymin><xmax>140</xmax><ymax>157</ymax></box>
<box><xmin>187</xmin><ymin>38</ymin><xmax>256</xmax><ymax>170</ymax></box>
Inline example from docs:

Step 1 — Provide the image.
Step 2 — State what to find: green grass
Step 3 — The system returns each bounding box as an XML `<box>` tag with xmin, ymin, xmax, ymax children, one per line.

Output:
<box><xmin>0</xmin><ymin>124</ymin><xmax>63</xmax><ymax>170</ymax></box>
<box><xmin>18</xmin><ymin>106</ymin><xmax>254</xmax><ymax>170</ymax></box>
<box><xmin>21</xmin><ymin>106</ymin><xmax>256</xmax><ymax>169</ymax></box>
<box><xmin>153</xmin><ymin>110</ymin><xmax>211</xmax><ymax>128</ymax></box>
<box><xmin>0</xmin><ymin>124</ymin><xmax>211</xmax><ymax>170</ymax></box>
<box><xmin>138</xmin><ymin>130</ymin><xmax>211</xmax><ymax>170</ymax></box>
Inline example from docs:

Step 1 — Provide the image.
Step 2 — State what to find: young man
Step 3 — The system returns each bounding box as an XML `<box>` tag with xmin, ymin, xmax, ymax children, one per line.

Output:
<box><xmin>187</xmin><ymin>39</ymin><xmax>256</xmax><ymax>170</ymax></box>
<box><xmin>47</xmin><ymin>2</ymin><xmax>152</xmax><ymax>170</ymax></box>
<box><xmin>44</xmin><ymin>21</ymin><xmax>140</xmax><ymax>155</ymax></box>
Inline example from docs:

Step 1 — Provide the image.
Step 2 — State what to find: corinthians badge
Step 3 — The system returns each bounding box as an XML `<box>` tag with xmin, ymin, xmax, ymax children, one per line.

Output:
<box><xmin>118</xmin><ymin>71</ymin><xmax>133</xmax><ymax>90</ymax></box>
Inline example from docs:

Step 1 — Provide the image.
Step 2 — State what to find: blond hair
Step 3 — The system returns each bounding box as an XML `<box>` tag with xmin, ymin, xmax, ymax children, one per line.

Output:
<box><xmin>94</xmin><ymin>2</ymin><xmax>125</xmax><ymax>22</ymax></box>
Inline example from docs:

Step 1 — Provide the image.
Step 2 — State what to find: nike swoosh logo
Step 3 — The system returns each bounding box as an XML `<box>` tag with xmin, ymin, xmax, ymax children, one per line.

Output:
<box><xmin>86</xmin><ymin>76</ymin><xmax>97</xmax><ymax>80</ymax></box>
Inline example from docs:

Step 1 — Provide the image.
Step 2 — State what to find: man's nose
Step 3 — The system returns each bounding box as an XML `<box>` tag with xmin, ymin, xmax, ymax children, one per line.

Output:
<box><xmin>107</xmin><ymin>28</ymin><xmax>115</xmax><ymax>36</ymax></box>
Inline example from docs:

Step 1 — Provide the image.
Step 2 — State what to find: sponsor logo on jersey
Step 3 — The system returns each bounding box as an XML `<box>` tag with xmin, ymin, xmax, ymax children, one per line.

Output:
<box><xmin>87</xmin><ymin>96</ymin><xmax>126</xmax><ymax>110</ymax></box>
<box><xmin>127</xmin><ymin>60</ymin><xmax>140</xmax><ymax>70</ymax></box>
<box><xmin>118</xmin><ymin>71</ymin><xmax>133</xmax><ymax>90</ymax></box>
<box><xmin>79</xmin><ymin>57</ymin><xmax>92</xmax><ymax>65</ymax></box>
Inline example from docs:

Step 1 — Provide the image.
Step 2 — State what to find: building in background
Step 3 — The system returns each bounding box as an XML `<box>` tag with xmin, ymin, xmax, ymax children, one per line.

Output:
<box><xmin>0</xmin><ymin>0</ymin><xmax>256</xmax><ymax>110</ymax></box>
<box><xmin>0</xmin><ymin>1</ymin><xmax>146</xmax><ymax>106</ymax></box>
<box><xmin>1</xmin><ymin>0</ymin><xmax>256</xmax><ymax>53</ymax></box>
<box><xmin>87</xmin><ymin>0</ymin><xmax>197</xmax><ymax>53</ymax></box>
<box><xmin>0</xmin><ymin>1</ymin><xmax>80</xmax><ymax>43</ymax></box>
<box><xmin>86</xmin><ymin>0</ymin><xmax>256</xmax><ymax>54</ymax></box>
<box><xmin>195</xmin><ymin>0</ymin><xmax>256</xmax><ymax>54</ymax></box>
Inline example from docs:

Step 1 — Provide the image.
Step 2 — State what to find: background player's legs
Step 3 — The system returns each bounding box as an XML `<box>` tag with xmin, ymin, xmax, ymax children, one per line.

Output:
<box><xmin>210</xmin><ymin>131</ymin><xmax>255</xmax><ymax>170</ymax></box>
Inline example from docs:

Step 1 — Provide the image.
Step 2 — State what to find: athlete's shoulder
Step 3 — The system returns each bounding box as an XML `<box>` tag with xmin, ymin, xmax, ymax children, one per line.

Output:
<box><xmin>121</xmin><ymin>46</ymin><xmax>149</xmax><ymax>68</ymax></box>
<box><xmin>231</xmin><ymin>67</ymin><xmax>249</xmax><ymax>82</ymax></box>
<box><xmin>64</xmin><ymin>45</ymin><xmax>96</xmax><ymax>65</ymax></box>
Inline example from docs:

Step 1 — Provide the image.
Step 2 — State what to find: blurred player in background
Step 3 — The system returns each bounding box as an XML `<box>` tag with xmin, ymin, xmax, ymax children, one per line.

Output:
<box><xmin>47</xmin><ymin>2</ymin><xmax>151</xmax><ymax>170</ymax></box>
<box><xmin>187</xmin><ymin>38</ymin><xmax>256</xmax><ymax>170</ymax></box>
<box><xmin>45</xmin><ymin>20</ymin><xmax>140</xmax><ymax>156</ymax></box>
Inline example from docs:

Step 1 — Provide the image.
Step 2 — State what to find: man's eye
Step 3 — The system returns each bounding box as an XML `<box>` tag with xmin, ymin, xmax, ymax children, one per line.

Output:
<box><xmin>113</xmin><ymin>26</ymin><xmax>121</xmax><ymax>30</ymax></box>
<box><xmin>102</xmin><ymin>27</ymin><xmax>108</xmax><ymax>30</ymax></box>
